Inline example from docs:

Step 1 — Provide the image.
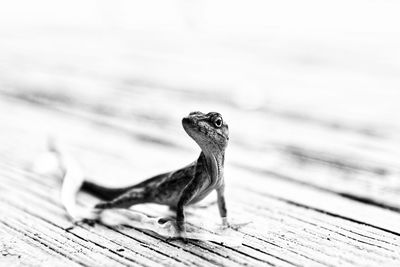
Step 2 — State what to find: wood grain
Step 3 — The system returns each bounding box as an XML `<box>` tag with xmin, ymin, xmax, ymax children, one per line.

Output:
<box><xmin>0</xmin><ymin>95</ymin><xmax>399</xmax><ymax>266</ymax></box>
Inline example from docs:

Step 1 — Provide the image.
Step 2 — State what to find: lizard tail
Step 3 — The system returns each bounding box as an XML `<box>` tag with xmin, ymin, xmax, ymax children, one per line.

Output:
<box><xmin>82</xmin><ymin>172</ymin><xmax>170</xmax><ymax>201</ymax></box>
<box><xmin>48</xmin><ymin>136</ymin><xmax>98</xmax><ymax>221</ymax></box>
<box><xmin>81</xmin><ymin>181</ymin><xmax>129</xmax><ymax>201</ymax></box>
<box><xmin>49</xmin><ymin>136</ymin><xmax>132</xmax><ymax>205</ymax></box>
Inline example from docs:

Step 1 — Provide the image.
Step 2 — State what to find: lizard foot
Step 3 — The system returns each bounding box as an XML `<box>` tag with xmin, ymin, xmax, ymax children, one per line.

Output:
<box><xmin>167</xmin><ymin>232</ymin><xmax>189</xmax><ymax>244</ymax></box>
<box><xmin>222</xmin><ymin>223</ymin><xmax>243</xmax><ymax>231</ymax></box>
<box><xmin>166</xmin><ymin>236</ymin><xmax>189</xmax><ymax>244</ymax></box>
<box><xmin>168</xmin><ymin>220</ymin><xmax>189</xmax><ymax>243</ymax></box>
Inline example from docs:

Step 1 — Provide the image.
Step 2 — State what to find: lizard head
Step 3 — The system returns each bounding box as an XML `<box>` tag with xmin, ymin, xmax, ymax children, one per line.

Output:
<box><xmin>182</xmin><ymin>111</ymin><xmax>229</xmax><ymax>153</ymax></box>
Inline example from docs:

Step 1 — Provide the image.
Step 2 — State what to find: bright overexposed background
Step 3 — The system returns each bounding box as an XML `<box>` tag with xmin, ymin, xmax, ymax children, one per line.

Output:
<box><xmin>1</xmin><ymin>0</ymin><xmax>399</xmax><ymax>130</ymax></box>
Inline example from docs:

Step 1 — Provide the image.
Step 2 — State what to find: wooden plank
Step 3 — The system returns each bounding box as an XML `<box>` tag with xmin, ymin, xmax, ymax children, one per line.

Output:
<box><xmin>0</xmin><ymin>128</ymin><xmax>399</xmax><ymax>266</ymax></box>
<box><xmin>0</xmin><ymin>94</ymin><xmax>397</xmax><ymax>231</ymax></box>
<box><xmin>0</xmin><ymin>162</ymin><xmax>275</xmax><ymax>266</ymax></box>
<box><xmin>0</xmin><ymin>67</ymin><xmax>399</xmax><ymax>266</ymax></box>
<box><xmin>1</xmin><ymin>155</ymin><xmax>398</xmax><ymax>267</ymax></box>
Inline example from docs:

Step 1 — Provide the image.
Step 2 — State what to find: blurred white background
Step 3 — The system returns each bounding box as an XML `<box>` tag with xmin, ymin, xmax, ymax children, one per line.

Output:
<box><xmin>0</xmin><ymin>0</ymin><xmax>399</xmax><ymax>131</ymax></box>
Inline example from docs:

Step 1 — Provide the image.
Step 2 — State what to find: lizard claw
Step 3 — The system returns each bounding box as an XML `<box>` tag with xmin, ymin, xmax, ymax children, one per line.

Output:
<box><xmin>221</xmin><ymin>217</ymin><xmax>249</xmax><ymax>231</ymax></box>
<box><xmin>223</xmin><ymin>223</ymin><xmax>241</xmax><ymax>231</ymax></box>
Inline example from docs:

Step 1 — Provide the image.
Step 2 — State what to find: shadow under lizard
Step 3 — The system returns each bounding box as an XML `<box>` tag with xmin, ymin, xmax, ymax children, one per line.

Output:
<box><xmin>81</xmin><ymin>111</ymin><xmax>230</xmax><ymax>240</ymax></box>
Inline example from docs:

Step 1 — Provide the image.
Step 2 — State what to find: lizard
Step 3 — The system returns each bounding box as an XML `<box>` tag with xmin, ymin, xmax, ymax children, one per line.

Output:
<box><xmin>81</xmin><ymin>111</ymin><xmax>230</xmax><ymax>240</ymax></box>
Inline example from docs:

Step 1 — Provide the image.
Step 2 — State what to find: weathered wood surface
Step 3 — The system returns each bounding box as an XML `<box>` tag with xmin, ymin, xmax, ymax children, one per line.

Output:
<box><xmin>1</xmin><ymin>26</ymin><xmax>400</xmax><ymax>266</ymax></box>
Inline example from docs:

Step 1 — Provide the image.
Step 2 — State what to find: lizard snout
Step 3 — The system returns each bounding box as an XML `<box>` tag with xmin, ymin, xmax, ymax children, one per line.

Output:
<box><xmin>182</xmin><ymin>117</ymin><xmax>194</xmax><ymax>126</ymax></box>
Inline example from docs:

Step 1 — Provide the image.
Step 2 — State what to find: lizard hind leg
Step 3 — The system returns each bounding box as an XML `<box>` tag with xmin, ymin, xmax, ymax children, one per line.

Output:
<box><xmin>94</xmin><ymin>187</ymin><xmax>150</xmax><ymax>210</ymax></box>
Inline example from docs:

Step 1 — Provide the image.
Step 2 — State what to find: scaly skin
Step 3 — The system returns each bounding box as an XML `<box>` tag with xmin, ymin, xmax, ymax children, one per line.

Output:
<box><xmin>82</xmin><ymin>111</ymin><xmax>230</xmax><ymax>240</ymax></box>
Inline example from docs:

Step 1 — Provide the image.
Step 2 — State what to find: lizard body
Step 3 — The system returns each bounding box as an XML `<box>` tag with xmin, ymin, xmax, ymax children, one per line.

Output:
<box><xmin>82</xmin><ymin>111</ymin><xmax>230</xmax><ymax>238</ymax></box>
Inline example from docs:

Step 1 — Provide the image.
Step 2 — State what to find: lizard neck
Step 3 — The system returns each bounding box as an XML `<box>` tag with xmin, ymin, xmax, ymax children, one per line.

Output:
<box><xmin>199</xmin><ymin>149</ymin><xmax>225</xmax><ymax>188</ymax></box>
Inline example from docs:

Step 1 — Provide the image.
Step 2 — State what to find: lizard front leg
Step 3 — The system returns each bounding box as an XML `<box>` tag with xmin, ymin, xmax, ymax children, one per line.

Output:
<box><xmin>216</xmin><ymin>183</ymin><xmax>229</xmax><ymax>227</ymax></box>
<box><xmin>217</xmin><ymin>184</ymin><xmax>246</xmax><ymax>230</ymax></box>
<box><xmin>174</xmin><ymin>179</ymin><xmax>201</xmax><ymax>242</ymax></box>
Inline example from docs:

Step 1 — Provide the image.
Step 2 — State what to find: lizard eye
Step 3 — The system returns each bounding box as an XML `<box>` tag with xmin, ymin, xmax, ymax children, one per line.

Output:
<box><xmin>213</xmin><ymin>116</ymin><xmax>223</xmax><ymax>128</ymax></box>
